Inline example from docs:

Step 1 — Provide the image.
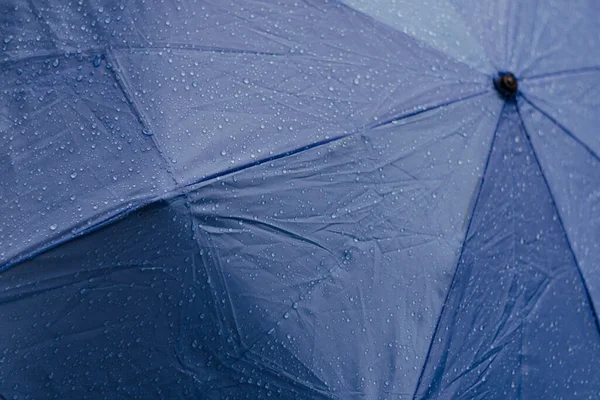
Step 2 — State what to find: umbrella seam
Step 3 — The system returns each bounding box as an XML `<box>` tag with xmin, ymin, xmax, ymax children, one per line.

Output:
<box><xmin>367</xmin><ymin>90</ymin><xmax>491</xmax><ymax>130</ymax></box>
<box><xmin>520</xmin><ymin>66</ymin><xmax>600</xmax><ymax>81</ymax></box>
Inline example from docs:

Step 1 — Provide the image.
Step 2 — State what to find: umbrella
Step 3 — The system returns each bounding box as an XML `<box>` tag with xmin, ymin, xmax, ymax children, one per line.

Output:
<box><xmin>1</xmin><ymin>0</ymin><xmax>599</xmax><ymax>398</ymax></box>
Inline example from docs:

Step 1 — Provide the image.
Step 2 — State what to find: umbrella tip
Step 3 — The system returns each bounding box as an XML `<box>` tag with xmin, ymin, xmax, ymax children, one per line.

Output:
<box><xmin>494</xmin><ymin>72</ymin><xmax>518</xmax><ymax>98</ymax></box>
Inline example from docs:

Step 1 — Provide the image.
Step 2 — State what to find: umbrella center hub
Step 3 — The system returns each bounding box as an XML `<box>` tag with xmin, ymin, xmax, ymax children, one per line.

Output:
<box><xmin>495</xmin><ymin>72</ymin><xmax>518</xmax><ymax>98</ymax></box>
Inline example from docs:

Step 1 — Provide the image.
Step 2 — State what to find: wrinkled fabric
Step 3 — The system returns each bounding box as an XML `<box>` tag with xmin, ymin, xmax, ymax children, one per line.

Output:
<box><xmin>1</xmin><ymin>0</ymin><xmax>599</xmax><ymax>399</ymax></box>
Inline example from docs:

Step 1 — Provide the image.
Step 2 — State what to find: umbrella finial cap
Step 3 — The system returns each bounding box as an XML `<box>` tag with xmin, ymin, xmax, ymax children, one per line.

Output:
<box><xmin>495</xmin><ymin>72</ymin><xmax>518</xmax><ymax>98</ymax></box>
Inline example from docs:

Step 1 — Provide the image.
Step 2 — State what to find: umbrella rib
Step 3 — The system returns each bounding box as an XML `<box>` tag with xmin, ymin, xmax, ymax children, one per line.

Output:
<box><xmin>515</xmin><ymin>103</ymin><xmax>600</xmax><ymax>336</ymax></box>
<box><xmin>124</xmin><ymin>43</ymin><xmax>286</xmax><ymax>57</ymax></box>
<box><xmin>25</xmin><ymin>0</ymin><xmax>60</xmax><ymax>47</ymax></box>
<box><xmin>520</xmin><ymin>66</ymin><xmax>600</xmax><ymax>82</ymax></box>
<box><xmin>412</xmin><ymin>102</ymin><xmax>506</xmax><ymax>400</ymax></box>
<box><xmin>103</xmin><ymin>48</ymin><xmax>180</xmax><ymax>187</ymax></box>
<box><xmin>520</xmin><ymin>94</ymin><xmax>600</xmax><ymax>163</ymax></box>
<box><xmin>367</xmin><ymin>90</ymin><xmax>491</xmax><ymax>130</ymax></box>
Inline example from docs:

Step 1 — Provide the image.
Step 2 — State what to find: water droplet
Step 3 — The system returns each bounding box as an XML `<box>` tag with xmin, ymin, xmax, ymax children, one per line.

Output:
<box><xmin>52</xmin><ymin>59</ymin><xmax>60</xmax><ymax>68</ymax></box>
<box><xmin>292</xmin><ymin>302</ymin><xmax>298</xmax><ymax>309</ymax></box>
<box><xmin>70</xmin><ymin>172</ymin><xmax>77</xmax><ymax>179</ymax></box>
<box><xmin>50</xmin><ymin>224</ymin><xmax>57</xmax><ymax>231</ymax></box>
<box><xmin>283</xmin><ymin>312</ymin><xmax>290</xmax><ymax>319</ymax></box>
<box><xmin>93</xmin><ymin>55</ymin><xmax>103</xmax><ymax>67</ymax></box>
<box><xmin>142</xmin><ymin>129</ymin><xmax>153</xmax><ymax>136</ymax></box>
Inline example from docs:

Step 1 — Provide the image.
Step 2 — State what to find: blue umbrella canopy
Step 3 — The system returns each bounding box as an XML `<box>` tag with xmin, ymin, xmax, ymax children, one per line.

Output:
<box><xmin>1</xmin><ymin>0</ymin><xmax>599</xmax><ymax>398</ymax></box>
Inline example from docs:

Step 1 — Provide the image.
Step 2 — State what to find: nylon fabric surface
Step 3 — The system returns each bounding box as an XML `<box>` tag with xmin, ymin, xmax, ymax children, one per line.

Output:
<box><xmin>1</xmin><ymin>0</ymin><xmax>599</xmax><ymax>399</ymax></box>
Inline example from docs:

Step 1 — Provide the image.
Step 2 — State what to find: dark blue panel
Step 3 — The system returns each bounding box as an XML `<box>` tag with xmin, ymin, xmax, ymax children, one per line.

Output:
<box><xmin>519</xmin><ymin>99</ymin><xmax>600</xmax><ymax>337</ymax></box>
<box><xmin>415</xmin><ymin>103</ymin><xmax>600</xmax><ymax>399</ymax></box>
<box><xmin>0</xmin><ymin>199</ymin><xmax>289</xmax><ymax>399</ymax></box>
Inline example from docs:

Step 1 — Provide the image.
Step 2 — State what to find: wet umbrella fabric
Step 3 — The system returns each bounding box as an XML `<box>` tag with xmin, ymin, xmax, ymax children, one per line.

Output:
<box><xmin>1</xmin><ymin>0</ymin><xmax>599</xmax><ymax>399</ymax></box>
